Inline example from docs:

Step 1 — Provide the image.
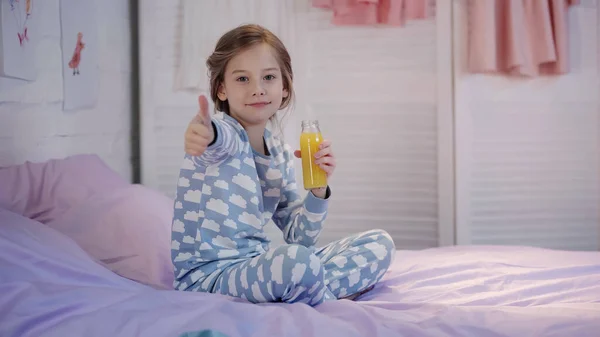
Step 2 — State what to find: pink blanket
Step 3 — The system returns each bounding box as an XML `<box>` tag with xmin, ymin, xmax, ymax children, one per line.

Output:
<box><xmin>3</xmin><ymin>212</ymin><xmax>600</xmax><ymax>337</ymax></box>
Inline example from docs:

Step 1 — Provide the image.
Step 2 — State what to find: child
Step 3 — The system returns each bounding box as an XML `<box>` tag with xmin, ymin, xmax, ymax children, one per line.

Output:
<box><xmin>171</xmin><ymin>24</ymin><xmax>395</xmax><ymax>306</ymax></box>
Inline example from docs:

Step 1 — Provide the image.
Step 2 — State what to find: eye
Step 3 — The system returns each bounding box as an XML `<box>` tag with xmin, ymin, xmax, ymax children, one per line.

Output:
<box><xmin>236</xmin><ymin>76</ymin><xmax>249</xmax><ymax>82</ymax></box>
<box><xmin>264</xmin><ymin>74</ymin><xmax>276</xmax><ymax>81</ymax></box>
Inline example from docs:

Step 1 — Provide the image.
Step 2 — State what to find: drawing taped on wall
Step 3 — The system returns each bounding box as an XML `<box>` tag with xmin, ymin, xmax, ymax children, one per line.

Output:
<box><xmin>59</xmin><ymin>0</ymin><xmax>98</xmax><ymax>111</ymax></box>
<box><xmin>0</xmin><ymin>0</ymin><xmax>37</xmax><ymax>81</ymax></box>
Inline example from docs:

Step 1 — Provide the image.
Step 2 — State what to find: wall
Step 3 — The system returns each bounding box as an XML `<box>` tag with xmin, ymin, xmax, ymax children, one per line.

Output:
<box><xmin>453</xmin><ymin>0</ymin><xmax>600</xmax><ymax>250</ymax></box>
<box><xmin>139</xmin><ymin>1</ymin><xmax>300</xmax><ymax>248</ymax></box>
<box><xmin>290</xmin><ymin>2</ymin><xmax>454</xmax><ymax>248</ymax></box>
<box><xmin>139</xmin><ymin>0</ymin><xmax>600</xmax><ymax>251</ymax></box>
<box><xmin>139</xmin><ymin>0</ymin><xmax>454</xmax><ymax>248</ymax></box>
<box><xmin>0</xmin><ymin>0</ymin><xmax>136</xmax><ymax>182</ymax></box>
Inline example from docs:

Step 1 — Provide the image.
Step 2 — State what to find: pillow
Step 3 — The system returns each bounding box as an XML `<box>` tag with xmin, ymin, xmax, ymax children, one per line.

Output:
<box><xmin>46</xmin><ymin>184</ymin><xmax>175</xmax><ymax>290</ymax></box>
<box><xmin>0</xmin><ymin>154</ymin><xmax>129</xmax><ymax>224</ymax></box>
<box><xmin>0</xmin><ymin>208</ymin><xmax>144</xmax><ymax>291</ymax></box>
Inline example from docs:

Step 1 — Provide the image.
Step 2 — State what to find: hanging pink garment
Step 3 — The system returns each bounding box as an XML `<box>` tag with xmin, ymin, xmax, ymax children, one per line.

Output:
<box><xmin>467</xmin><ymin>0</ymin><xmax>579</xmax><ymax>77</ymax></box>
<box><xmin>312</xmin><ymin>0</ymin><xmax>430</xmax><ymax>26</ymax></box>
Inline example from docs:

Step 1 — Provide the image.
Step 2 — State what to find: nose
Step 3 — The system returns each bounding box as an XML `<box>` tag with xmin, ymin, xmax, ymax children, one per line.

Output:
<box><xmin>252</xmin><ymin>82</ymin><xmax>266</xmax><ymax>96</ymax></box>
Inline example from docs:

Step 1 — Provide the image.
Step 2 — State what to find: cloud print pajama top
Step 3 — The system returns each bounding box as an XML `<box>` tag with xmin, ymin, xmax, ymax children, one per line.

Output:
<box><xmin>171</xmin><ymin>113</ymin><xmax>395</xmax><ymax>306</ymax></box>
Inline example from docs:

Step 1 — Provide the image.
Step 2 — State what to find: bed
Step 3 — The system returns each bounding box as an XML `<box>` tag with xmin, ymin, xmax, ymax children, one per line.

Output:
<box><xmin>1</xmin><ymin>155</ymin><xmax>599</xmax><ymax>337</ymax></box>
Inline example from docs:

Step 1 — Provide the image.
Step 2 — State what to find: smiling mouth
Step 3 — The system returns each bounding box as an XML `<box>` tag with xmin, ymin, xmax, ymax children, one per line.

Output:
<box><xmin>247</xmin><ymin>102</ymin><xmax>271</xmax><ymax>107</ymax></box>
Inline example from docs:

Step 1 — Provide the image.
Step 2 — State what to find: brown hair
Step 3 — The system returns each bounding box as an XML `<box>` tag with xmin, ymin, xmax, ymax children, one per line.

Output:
<box><xmin>206</xmin><ymin>24</ymin><xmax>294</xmax><ymax>117</ymax></box>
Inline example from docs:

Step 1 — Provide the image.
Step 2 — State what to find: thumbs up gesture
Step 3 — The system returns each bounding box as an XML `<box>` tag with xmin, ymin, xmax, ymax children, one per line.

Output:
<box><xmin>184</xmin><ymin>95</ymin><xmax>215</xmax><ymax>156</ymax></box>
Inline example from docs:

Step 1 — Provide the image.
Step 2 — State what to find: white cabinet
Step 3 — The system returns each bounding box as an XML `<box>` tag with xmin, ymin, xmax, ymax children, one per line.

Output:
<box><xmin>139</xmin><ymin>0</ymin><xmax>600</xmax><ymax>250</ymax></box>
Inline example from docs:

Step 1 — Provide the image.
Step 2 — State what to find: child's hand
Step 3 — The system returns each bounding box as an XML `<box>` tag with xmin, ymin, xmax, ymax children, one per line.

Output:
<box><xmin>184</xmin><ymin>95</ymin><xmax>215</xmax><ymax>156</ymax></box>
<box><xmin>294</xmin><ymin>139</ymin><xmax>336</xmax><ymax>178</ymax></box>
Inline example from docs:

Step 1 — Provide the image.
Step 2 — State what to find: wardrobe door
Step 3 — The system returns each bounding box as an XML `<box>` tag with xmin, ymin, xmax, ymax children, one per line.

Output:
<box><xmin>138</xmin><ymin>0</ymin><xmax>295</xmax><ymax>198</ymax></box>
<box><xmin>453</xmin><ymin>1</ymin><xmax>600</xmax><ymax>250</ymax></box>
<box><xmin>288</xmin><ymin>1</ymin><xmax>454</xmax><ymax>248</ymax></box>
<box><xmin>139</xmin><ymin>0</ymin><xmax>455</xmax><ymax>249</ymax></box>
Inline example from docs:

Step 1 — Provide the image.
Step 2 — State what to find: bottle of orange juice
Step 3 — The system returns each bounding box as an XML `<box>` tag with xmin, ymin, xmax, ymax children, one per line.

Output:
<box><xmin>300</xmin><ymin>120</ymin><xmax>327</xmax><ymax>189</ymax></box>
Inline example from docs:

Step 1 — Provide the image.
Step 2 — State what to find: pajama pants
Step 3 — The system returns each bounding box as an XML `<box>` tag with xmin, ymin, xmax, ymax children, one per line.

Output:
<box><xmin>210</xmin><ymin>229</ymin><xmax>396</xmax><ymax>306</ymax></box>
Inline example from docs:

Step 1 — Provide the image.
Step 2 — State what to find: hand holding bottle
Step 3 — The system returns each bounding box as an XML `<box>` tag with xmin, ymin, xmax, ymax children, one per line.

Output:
<box><xmin>295</xmin><ymin>120</ymin><xmax>335</xmax><ymax>197</ymax></box>
<box><xmin>293</xmin><ymin>139</ymin><xmax>336</xmax><ymax>178</ymax></box>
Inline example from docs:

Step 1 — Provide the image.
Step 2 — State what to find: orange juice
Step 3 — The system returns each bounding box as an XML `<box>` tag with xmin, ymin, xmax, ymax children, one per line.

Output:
<box><xmin>300</xmin><ymin>121</ymin><xmax>327</xmax><ymax>189</ymax></box>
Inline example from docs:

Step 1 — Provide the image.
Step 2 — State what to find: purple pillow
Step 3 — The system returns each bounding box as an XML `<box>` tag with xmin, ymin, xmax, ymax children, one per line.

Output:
<box><xmin>46</xmin><ymin>184</ymin><xmax>175</xmax><ymax>290</ymax></box>
<box><xmin>1</xmin><ymin>154</ymin><xmax>174</xmax><ymax>289</ymax></box>
<box><xmin>0</xmin><ymin>154</ymin><xmax>129</xmax><ymax>223</ymax></box>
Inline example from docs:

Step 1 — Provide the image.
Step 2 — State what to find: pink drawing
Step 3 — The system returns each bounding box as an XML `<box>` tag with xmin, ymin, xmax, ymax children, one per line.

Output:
<box><xmin>68</xmin><ymin>32</ymin><xmax>85</xmax><ymax>75</ymax></box>
<box><xmin>10</xmin><ymin>0</ymin><xmax>33</xmax><ymax>46</ymax></box>
<box><xmin>17</xmin><ymin>26</ymin><xmax>28</xmax><ymax>45</ymax></box>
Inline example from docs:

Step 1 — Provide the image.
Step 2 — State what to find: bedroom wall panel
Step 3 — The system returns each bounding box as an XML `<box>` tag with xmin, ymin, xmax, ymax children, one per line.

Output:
<box><xmin>0</xmin><ymin>0</ymin><xmax>134</xmax><ymax>181</ymax></box>
<box><xmin>140</xmin><ymin>0</ymin><xmax>599</xmax><ymax>251</ymax></box>
<box><xmin>290</xmin><ymin>1</ymin><xmax>454</xmax><ymax>248</ymax></box>
<box><xmin>139</xmin><ymin>0</ymin><xmax>454</xmax><ymax>248</ymax></box>
<box><xmin>453</xmin><ymin>0</ymin><xmax>600</xmax><ymax>250</ymax></box>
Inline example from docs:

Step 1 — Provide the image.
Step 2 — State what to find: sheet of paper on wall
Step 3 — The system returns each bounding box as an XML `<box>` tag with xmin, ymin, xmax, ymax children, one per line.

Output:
<box><xmin>0</xmin><ymin>0</ymin><xmax>38</xmax><ymax>81</ymax></box>
<box><xmin>59</xmin><ymin>0</ymin><xmax>98</xmax><ymax>111</ymax></box>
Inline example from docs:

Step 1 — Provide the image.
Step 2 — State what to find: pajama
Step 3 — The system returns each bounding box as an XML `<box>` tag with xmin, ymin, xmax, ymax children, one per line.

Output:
<box><xmin>211</xmin><ymin>229</ymin><xmax>395</xmax><ymax>305</ymax></box>
<box><xmin>171</xmin><ymin>113</ymin><xmax>396</xmax><ymax>306</ymax></box>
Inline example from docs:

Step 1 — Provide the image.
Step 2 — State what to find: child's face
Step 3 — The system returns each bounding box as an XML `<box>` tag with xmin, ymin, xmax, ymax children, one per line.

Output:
<box><xmin>217</xmin><ymin>43</ymin><xmax>288</xmax><ymax>128</ymax></box>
